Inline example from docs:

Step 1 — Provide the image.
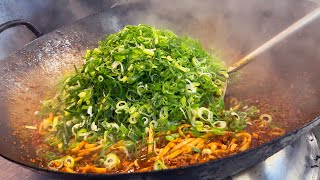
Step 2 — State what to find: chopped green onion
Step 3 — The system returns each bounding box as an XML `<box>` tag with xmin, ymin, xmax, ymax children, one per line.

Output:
<box><xmin>260</xmin><ymin>114</ymin><xmax>272</xmax><ymax>123</ymax></box>
<box><xmin>212</xmin><ymin>121</ymin><xmax>227</xmax><ymax>129</ymax></box>
<box><xmin>115</xmin><ymin>101</ymin><xmax>128</xmax><ymax>114</ymax></box>
<box><xmin>76</xmin><ymin>128</ymin><xmax>90</xmax><ymax>140</ymax></box>
<box><xmin>165</xmin><ymin>133</ymin><xmax>179</xmax><ymax>141</ymax></box>
<box><xmin>98</xmin><ymin>75</ymin><xmax>104</xmax><ymax>82</ymax></box>
<box><xmin>192</xmin><ymin>147</ymin><xmax>201</xmax><ymax>153</ymax></box>
<box><xmin>197</xmin><ymin>107</ymin><xmax>213</xmax><ymax>122</ymax></box>
<box><xmin>153</xmin><ymin>160</ymin><xmax>167</xmax><ymax>170</ymax></box>
<box><xmin>87</xmin><ymin>105</ymin><xmax>93</xmax><ymax>117</ymax></box>
<box><xmin>143</xmin><ymin>49</ymin><xmax>155</xmax><ymax>56</ymax></box>
<box><xmin>63</xmin><ymin>156</ymin><xmax>75</xmax><ymax>168</ymax></box>
<box><xmin>104</xmin><ymin>153</ymin><xmax>120</xmax><ymax>170</ymax></box>
<box><xmin>91</xmin><ymin>122</ymin><xmax>99</xmax><ymax>131</ymax></box>
<box><xmin>48</xmin><ymin>159</ymin><xmax>64</xmax><ymax>170</ymax></box>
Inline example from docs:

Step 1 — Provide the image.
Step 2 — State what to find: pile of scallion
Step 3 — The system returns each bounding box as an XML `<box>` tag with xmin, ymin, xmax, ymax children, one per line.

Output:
<box><xmin>41</xmin><ymin>24</ymin><xmax>248</xmax><ymax>151</ymax></box>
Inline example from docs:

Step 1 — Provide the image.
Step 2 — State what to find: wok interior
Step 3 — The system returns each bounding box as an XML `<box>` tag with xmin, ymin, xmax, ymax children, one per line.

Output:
<box><xmin>1</xmin><ymin>0</ymin><xmax>320</xmax><ymax>171</ymax></box>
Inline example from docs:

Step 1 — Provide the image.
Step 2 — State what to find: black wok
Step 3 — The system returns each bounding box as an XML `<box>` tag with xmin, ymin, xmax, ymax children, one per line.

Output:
<box><xmin>1</xmin><ymin>1</ymin><xmax>320</xmax><ymax>179</ymax></box>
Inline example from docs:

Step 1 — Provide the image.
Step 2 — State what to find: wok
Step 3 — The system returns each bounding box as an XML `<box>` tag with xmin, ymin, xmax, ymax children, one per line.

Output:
<box><xmin>1</xmin><ymin>0</ymin><xmax>320</xmax><ymax>179</ymax></box>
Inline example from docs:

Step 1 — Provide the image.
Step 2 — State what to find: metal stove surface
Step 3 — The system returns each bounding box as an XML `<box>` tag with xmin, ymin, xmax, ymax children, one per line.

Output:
<box><xmin>0</xmin><ymin>1</ymin><xmax>320</xmax><ymax>180</ymax></box>
<box><xmin>233</xmin><ymin>133</ymin><xmax>320</xmax><ymax>180</ymax></box>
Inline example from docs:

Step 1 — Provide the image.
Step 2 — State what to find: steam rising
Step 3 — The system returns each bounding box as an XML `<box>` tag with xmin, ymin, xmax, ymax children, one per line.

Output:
<box><xmin>118</xmin><ymin>0</ymin><xmax>320</xmax><ymax>128</ymax></box>
<box><xmin>0</xmin><ymin>0</ymin><xmax>115</xmax><ymax>59</ymax></box>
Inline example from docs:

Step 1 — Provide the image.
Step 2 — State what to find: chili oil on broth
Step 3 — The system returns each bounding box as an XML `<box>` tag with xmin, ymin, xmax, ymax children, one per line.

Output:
<box><xmin>225</xmin><ymin>59</ymin><xmax>320</xmax><ymax>133</ymax></box>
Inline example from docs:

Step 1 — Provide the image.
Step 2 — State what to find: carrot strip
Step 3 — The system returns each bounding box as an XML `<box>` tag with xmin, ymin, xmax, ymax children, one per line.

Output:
<box><xmin>193</xmin><ymin>153</ymin><xmax>200</xmax><ymax>161</ymax></box>
<box><xmin>165</xmin><ymin>148</ymin><xmax>185</xmax><ymax>159</ymax></box>
<box><xmin>148</xmin><ymin>124</ymin><xmax>154</xmax><ymax>154</ymax></box>
<box><xmin>78</xmin><ymin>144</ymin><xmax>103</xmax><ymax>156</ymax></box>
<box><xmin>85</xmin><ymin>143</ymin><xmax>97</xmax><ymax>149</ymax></box>
<box><xmin>252</xmin><ymin>133</ymin><xmax>259</xmax><ymax>139</ymax></box>
<box><xmin>79</xmin><ymin>144</ymin><xmax>103</xmax><ymax>153</ymax></box>
<box><xmin>209</xmin><ymin>155</ymin><xmax>217</xmax><ymax>160</ymax></box>
<box><xmin>71</xmin><ymin>141</ymin><xmax>86</xmax><ymax>153</ymax></box>
<box><xmin>74</xmin><ymin>156</ymin><xmax>83</xmax><ymax>161</ymax></box>
<box><xmin>62</xmin><ymin>167</ymin><xmax>76</xmax><ymax>173</ymax></box>
<box><xmin>79</xmin><ymin>165</ymin><xmax>107</xmax><ymax>173</ymax></box>
<box><xmin>157</xmin><ymin>141</ymin><xmax>176</xmax><ymax>159</ymax></box>
<box><xmin>183</xmin><ymin>138</ymin><xmax>202</xmax><ymax>154</ymax></box>
<box><xmin>48</xmin><ymin>113</ymin><xmax>54</xmax><ymax>121</ymax></box>
<box><xmin>38</xmin><ymin>121</ymin><xmax>45</xmax><ymax>135</ymax></box>
<box><xmin>136</xmin><ymin>167</ymin><xmax>152</xmax><ymax>172</ymax></box>
<box><xmin>124</xmin><ymin>162</ymin><xmax>135</xmax><ymax>172</ymax></box>
<box><xmin>169</xmin><ymin>138</ymin><xmax>194</xmax><ymax>153</ymax></box>
<box><xmin>92</xmin><ymin>153</ymin><xmax>99</xmax><ymax>158</ymax></box>
<box><xmin>195</xmin><ymin>139</ymin><xmax>205</xmax><ymax>150</ymax></box>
